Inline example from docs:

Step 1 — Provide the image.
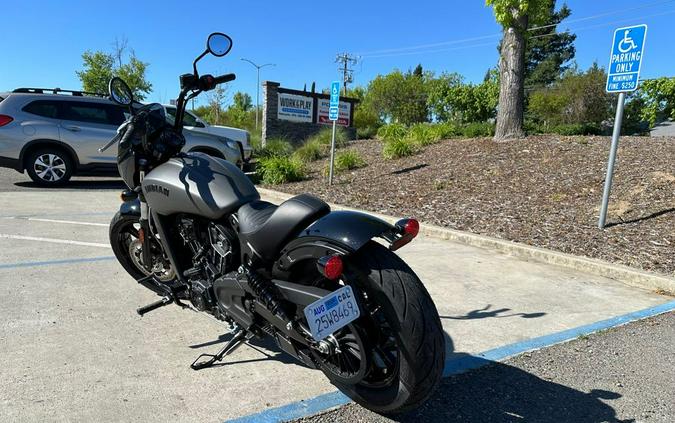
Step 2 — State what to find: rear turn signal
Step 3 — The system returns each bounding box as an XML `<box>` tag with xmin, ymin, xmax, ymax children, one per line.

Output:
<box><xmin>317</xmin><ymin>255</ymin><xmax>343</xmax><ymax>280</ymax></box>
<box><xmin>390</xmin><ymin>218</ymin><xmax>420</xmax><ymax>251</ymax></box>
<box><xmin>0</xmin><ymin>115</ymin><xmax>13</xmax><ymax>127</ymax></box>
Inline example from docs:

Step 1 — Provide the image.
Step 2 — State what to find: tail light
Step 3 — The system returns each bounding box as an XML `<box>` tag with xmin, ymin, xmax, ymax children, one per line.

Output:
<box><xmin>317</xmin><ymin>255</ymin><xmax>343</xmax><ymax>280</ymax></box>
<box><xmin>0</xmin><ymin>115</ymin><xmax>13</xmax><ymax>127</ymax></box>
<box><xmin>390</xmin><ymin>218</ymin><xmax>420</xmax><ymax>251</ymax></box>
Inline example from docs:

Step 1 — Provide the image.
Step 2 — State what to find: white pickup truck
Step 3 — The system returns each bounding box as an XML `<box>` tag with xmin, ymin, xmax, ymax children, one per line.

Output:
<box><xmin>162</xmin><ymin>104</ymin><xmax>252</xmax><ymax>162</ymax></box>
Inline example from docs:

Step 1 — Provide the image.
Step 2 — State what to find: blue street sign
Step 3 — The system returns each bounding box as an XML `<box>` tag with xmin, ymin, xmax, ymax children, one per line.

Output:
<box><xmin>329</xmin><ymin>81</ymin><xmax>340</xmax><ymax>121</ymax></box>
<box><xmin>606</xmin><ymin>24</ymin><xmax>647</xmax><ymax>93</ymax></box>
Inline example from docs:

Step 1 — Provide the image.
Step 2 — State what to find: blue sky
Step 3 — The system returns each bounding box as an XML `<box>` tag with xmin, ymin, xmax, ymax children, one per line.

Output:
<box><xmin>2</xmin><ymin>0</ymin><xmax>674</xmax><ymax>106</ymax></box>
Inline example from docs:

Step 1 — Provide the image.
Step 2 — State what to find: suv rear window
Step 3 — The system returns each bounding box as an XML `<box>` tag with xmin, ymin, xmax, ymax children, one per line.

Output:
<box><xmin>62</xmin><ymin>102</ymin><xmax>125</xmax><ymax>126</ymax></box>
<box><xmin>23</xmin><ymin>100</ymin><xmax>60</xmax><ymax>119</ymax></box>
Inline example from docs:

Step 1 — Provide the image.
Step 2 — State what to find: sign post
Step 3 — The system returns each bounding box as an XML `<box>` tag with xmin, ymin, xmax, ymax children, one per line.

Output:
<box><xmin>328</xmin><ymin>81</ymin><xmax>340</xmax><ymax>186</ymax></box>
<box><xmin>598</xmin><ymin>24</ymin><xmax>647</xmax><ymax>229</ymax></box>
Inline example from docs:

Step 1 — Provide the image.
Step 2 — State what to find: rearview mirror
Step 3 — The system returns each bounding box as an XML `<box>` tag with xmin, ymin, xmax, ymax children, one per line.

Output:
<box><xmin>109</xmin><ymin>77</ymin><xmax>133</xmax><ymax>106</ymax></box>
<box><xmin>207</xmin><ymin>33</ymin><xmax>233</xmax><ymax>57</ymax></box>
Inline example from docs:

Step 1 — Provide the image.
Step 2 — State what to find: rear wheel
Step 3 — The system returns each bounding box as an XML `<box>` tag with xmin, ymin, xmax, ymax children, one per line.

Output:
<box><xmin>312</xmin><ymin>242</ymin><xmax>445</xmax><ymax>414</ymax></box>
<box><xmin>25</xmin><ymin>148</ymin><xmax>73</xmax><ymax>186</ymax></box>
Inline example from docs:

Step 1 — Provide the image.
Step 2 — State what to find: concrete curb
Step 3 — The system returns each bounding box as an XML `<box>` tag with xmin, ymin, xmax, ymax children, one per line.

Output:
<box><xmin>257</xmin><ymin>187</ymin><xmax>675</xmax><ymax>295</ymax></box>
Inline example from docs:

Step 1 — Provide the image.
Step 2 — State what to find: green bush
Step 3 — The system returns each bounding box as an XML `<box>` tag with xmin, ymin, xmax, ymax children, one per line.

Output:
<box><xmin>460</xmin><ymin>122</ymin><xmax>495</xmax><ymax>137</ymax></box>
<box><xmin>550</xmin><ymin>123</ymin><xmax>602</xmax><ymax>136</ymax></box>
<box><xmin>293</xmin><ymin>140</ymin><xmax>323</xmax><ymax>162</ymax></box>
<box><xmin>357</xmin><ymin>126</ymin><xmax>379</xmax><ymax>140</ymax></box>
<box><xmin>429</xmin><ymin>122</ymin><xmax>461</xmax><ymax>140</ymax></box>
<box><xmin>335</xmin><ymin>150</ymin><xmax>366</xmax><ymax>171</ymax></box>
<box><xmin>255</xmin><ymin>137</ymin><xmax>293</xmax><ymax>158</ymax></box>
<box><xmin>307</xmin><ymin>127</ymin><xmax>348</xmax><ymax>149</ymax></box>
<box><xmin>382</xmin><ymin>137</ymin><xmax>420</xmax><ymax>159</ymax></box>
<box><xmin>376</xmin><ymin>123</ymin><xmax>408</xmax><ymax>142</ymax></box>
<box><xmin>257</xmin><ymin>156</ymin><xmax>306</xmax><ymax>184</ymax></box>
<box><xmin>406</xmin><ymin>123</ymin><xmax>440</xmax><ymax>146</ymax></box>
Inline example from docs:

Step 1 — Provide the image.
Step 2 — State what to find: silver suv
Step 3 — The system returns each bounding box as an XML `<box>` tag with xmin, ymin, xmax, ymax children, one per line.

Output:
<box><xmin>0</xmin><ymin>88</ymin><xmax>243</xmax><ymax>186</ymax></box>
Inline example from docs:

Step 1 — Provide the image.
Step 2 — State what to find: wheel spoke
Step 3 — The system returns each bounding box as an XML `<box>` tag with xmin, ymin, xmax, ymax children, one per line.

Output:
<box><xmin>37</xmin><ymin>168</ymin><xmax>49</xmax><ymax>178</ymax></box>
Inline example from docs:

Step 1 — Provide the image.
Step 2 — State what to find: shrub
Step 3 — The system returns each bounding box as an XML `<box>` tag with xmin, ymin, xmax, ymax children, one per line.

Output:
<box><xmin>357</xmin><ymin>126</ymin><xmax>379</xmax><ymax>140</ymax></box>
<box><xmin>406</xmin><ymin>123</ymin><xmax>440</xmax><ymax>146</ymax></box>
<box><xmin>335</xmin><ymin>150</ymin><xmax>366</xmax><ymax>171</ymax></box>
<box><xmin>255</xmin><ymin>137</ymin><xmax>293</xmax><ymax>158</ymax></box>
<box><xmin>429</xmin><ymin>122</ymin><xmax>460</xmax><ymax>140</ymax></box>
<box><xmin>382</xmin><ymin>137</ymin><xmax>420</xmax><ymax>159</ymax></box>
<box><xmin>460</xmin><ymin>122</ymin><xmax>495</xmax><ymax>137</ymax></box>
<box><xmin>376</xmin><ymin>123</ymin><xmax>408</xmax><ymax>142</ymax></box>
<box><xmin>257</xmin><ymin>156</ymin><xmax>306</xmax><ymax>184</ymax></box>
<box><xmin>293</xmin><ymin>140</ymin><xmax>323</xmax><ymax>162</ymax></box>
<box><xmin>550</xmin><ymin>123</ymin><xmax>602</xmax><ymax>136</ymax></box>
<box><xmin>307</xmin><ymin>127</ymin><xmax>348</xmax><ymax>149</ymax></box>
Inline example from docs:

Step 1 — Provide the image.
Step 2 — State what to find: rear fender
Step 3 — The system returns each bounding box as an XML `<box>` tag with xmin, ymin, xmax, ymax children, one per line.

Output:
<box><xmin>274</xmin><ymin>210</ymin><xmax>397</xmax><ymax>273</ymax></box>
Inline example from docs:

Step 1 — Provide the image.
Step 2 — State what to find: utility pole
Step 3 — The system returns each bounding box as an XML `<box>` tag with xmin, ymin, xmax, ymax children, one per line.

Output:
<box><xmin>240</xmin><ymin>58</ymin><xmax>276</xmax><ymax>133</ymax></box>
<box><xmin>335</xmin><ymin>53</ymin><xmax>357</xmax><ymax>95</ymax></box>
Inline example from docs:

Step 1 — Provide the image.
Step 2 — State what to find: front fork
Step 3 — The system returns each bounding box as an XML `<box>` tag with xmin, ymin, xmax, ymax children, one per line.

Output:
<box><xmin>138</xmin><ymin>159</ymin><xmax>153</xmax><ymax>272</ymax></box>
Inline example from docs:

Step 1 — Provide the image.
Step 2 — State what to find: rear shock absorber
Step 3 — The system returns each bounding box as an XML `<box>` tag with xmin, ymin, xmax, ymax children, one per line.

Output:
<box><xmin>242</xmin><ymin>266</ymin><xmax>290</xmax><ymax>323</ymax></box>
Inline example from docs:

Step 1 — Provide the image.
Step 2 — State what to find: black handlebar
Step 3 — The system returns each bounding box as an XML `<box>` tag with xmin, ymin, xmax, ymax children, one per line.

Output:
<box><xmin>120</xmin><ymin>122</ymin><xmax>135</xmax><ymax>146</ymax></box>
<box><xmin>213</xmin><ymin>73</ymin><xmax>236</xmax><ymax>84</ymax></box>
<box><xmin>199</xmin><ymin>73</ymin><xmax>236</xmax><ymax>91</ymax></box>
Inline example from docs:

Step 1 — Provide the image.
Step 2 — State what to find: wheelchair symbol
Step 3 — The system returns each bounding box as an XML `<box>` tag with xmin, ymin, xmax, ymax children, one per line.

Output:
<box><xmin>618</xmin><ymin>30</ymin><xmax>638</xmax><ymax>53</ymax></box>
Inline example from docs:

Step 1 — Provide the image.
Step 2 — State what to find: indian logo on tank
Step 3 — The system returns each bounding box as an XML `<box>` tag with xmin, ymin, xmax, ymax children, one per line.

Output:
<box><xmin>145</xmin><ymin>184</ymin><xmax>170</xmax><ymax>197</ymax></box>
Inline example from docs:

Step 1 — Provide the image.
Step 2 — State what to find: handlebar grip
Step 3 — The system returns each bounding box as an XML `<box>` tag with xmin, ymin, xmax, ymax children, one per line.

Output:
<box><xmin>212</xmin><ymin>73</ymin><xmax>236</xmax><ymax>85</ymax></box>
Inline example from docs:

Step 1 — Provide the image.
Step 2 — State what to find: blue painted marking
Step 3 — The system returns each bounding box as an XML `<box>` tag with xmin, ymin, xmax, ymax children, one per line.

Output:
<box><xmin>0</xmin><ymin>256</ymin><xmax>115</xmax><ymax>269</ymax></box>
<box><xmin>226</xmin><ymin>300</ymin><xmax>675</xmax><ymax>423</ymax></box>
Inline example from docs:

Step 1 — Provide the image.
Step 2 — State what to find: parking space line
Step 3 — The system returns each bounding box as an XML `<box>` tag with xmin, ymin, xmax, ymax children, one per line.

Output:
<box><xmin>9</xmin><ymin>217</ymin><xmax>109</xmax><ymax>227</ymax></box>
<box><xmin>0</xmin><ymin>256</ymin><xmax>115</xmax><ymax>269</ymax></box>
<box><xmin>227</xmin><ymin>299</ymin><xmax>675</xmax><ymax>423</ymax></box>
<box><xmin>0</xmin><ymin>234</ymin><xmax>109</xmax><ymax>248</ymax></box>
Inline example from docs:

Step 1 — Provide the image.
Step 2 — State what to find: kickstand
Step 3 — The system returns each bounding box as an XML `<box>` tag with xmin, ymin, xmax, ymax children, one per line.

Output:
<box><xmin>190</xmin><ymin>329</ymin><xmax>249</xmax><ymax>370</ymax></box>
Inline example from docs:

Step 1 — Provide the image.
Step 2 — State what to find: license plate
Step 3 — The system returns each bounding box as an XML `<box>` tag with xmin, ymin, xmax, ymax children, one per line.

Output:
<box><xmin>303</xmin><ymin>285</ymin><xmax>361</xmax><ymax>341</ymax></box>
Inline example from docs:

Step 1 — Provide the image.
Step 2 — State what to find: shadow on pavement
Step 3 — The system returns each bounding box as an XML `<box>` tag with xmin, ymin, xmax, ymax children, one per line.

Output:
<box><xmin>394</xmin><ymin>353</ymin><xmax>626</xmax><ymax>423</ymax></box>
<box><xmin>440</xmin><ymin>304</ymin><xmax>546</xmax><ymax>320</ymax></box>
<box><xmin>15</xmin><ymin>179</ymin><xmax>126</xmax><ymax>190</ymax></box>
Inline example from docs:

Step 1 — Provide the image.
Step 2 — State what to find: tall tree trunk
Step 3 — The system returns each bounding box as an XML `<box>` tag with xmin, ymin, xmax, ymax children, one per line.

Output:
<box><xmin>495</xmin><ymin>14</ymin><xmax>528</xmax><ymax>141</ymax></box>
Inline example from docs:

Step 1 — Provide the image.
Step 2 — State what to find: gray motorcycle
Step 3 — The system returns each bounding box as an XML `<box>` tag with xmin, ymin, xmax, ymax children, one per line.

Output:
<box><xmin>102</xmin><ymin>32</ymin><xmax>444</xmax><ymax>414</ymax></box>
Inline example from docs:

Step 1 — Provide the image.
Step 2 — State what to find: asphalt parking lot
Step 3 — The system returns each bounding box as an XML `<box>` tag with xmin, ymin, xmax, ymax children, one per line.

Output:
<box><xmin>1</xmin><ymin>168</ymin><xmax>673</xmax><ymax>422</ymax></box>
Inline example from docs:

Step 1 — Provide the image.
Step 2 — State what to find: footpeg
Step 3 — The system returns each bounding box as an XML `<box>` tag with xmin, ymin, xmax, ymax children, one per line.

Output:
<box><xmin>190</xmin><ymin>329</ymin><xmax>248</xmax><ymax>370</ymax></box>
<box><xmin>137</xmin><ymin>296</ymin><xmax>172</xmax><ymax>316</ymax></box>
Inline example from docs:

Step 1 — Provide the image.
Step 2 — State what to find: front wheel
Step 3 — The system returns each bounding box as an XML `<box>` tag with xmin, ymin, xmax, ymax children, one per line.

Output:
<box><xmin>320</xmin><ymin>242</ymin><xmax>445</xmax><ymax>414</ymax></box>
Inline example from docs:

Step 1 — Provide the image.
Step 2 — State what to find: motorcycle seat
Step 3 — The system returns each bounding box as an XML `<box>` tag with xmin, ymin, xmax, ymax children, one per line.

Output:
<box><xmin>237</xmin><ymin>194</ymin><xmax>330</xmax><ymax>261</ymax></box>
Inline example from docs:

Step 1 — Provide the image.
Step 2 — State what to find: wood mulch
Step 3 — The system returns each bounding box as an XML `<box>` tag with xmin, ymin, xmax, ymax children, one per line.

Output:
<box><xmin>266</xmin><ymin>135</ymin><xmax>675</xmax><ymax>277</ymax></box>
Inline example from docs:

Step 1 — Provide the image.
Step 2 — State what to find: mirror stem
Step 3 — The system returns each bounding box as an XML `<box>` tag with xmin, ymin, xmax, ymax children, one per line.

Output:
<box><xmin>192</xmin><ymin>50</ymin><xmax>208</xmax><ymax>77</ymax></box>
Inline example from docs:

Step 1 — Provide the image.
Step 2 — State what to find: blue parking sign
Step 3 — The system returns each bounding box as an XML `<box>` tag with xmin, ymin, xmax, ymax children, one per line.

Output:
<box><xmin>329</xmin><ymin>81</ymin><xmax>340</xmax><ymax>121</ymax></box>
<box><xmin>606</xmin><ymin>24</ymin><xmax>647</xmax><ymax>93</ymax></box>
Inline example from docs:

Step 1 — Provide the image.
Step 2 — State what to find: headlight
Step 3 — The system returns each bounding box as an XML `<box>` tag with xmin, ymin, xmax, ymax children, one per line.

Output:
<box><xmin>225</xmin><ymin>140</ymin><xmax>238</xmax><ymax>150</ymax></box>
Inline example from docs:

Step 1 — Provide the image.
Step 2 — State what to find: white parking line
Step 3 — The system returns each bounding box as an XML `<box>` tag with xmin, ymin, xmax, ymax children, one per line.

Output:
<box><xmin>2</xmin><ymin>217</ymin><xmax>108</xmax><ymax>227</ymax></box>
<box><xmin>0</xmin><ymin>234</ymin><xmax>110</xmax><ymax>248</ymax></box>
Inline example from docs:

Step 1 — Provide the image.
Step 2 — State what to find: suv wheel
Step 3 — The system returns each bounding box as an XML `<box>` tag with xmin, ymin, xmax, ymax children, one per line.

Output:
<box><xmin>26</xmin><ymin>148</ymin><xmax>74</xmax><ymax>186</ymax></box>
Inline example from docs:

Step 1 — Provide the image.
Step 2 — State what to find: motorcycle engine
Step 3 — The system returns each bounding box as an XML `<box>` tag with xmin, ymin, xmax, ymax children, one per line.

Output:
<box><xmin>178</xmin><ymin>217</ymin><xmax>239</xmax><ymax>313</ymax></box>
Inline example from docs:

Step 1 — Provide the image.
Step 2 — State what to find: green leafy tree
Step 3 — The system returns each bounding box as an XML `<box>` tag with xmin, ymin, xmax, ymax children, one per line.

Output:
<box><xmin>486</xmin><ymin>0</ymin><xmax>548</xmax><ymax>140</ymax></box>
<box><xmin>428</xmin><ymin>70</ymin><xmax>499</xmax><ymax>123</ymax></box>
<box><xmin>232</xmin><ymin>92</ymin><xmax>253</xmax><ymax>112</ymax></box>
<box><xmin>638</xmin><ymin>77</ymin><xmax>675</xmax><ymax>125</ymax></box>
<box><xmin>368</xmin><ymin>66</ymin><xmax>429</xmax><ymax>124</ymax></box>
<box><xmin>76</xmin><ymin>45</ymin><xmax>152</xmax><ymax>100</ymax></box>
<box><xmin>525</xmin><ymin>1</ymin><xmax>576</xmax><ymax>88</ymax></box>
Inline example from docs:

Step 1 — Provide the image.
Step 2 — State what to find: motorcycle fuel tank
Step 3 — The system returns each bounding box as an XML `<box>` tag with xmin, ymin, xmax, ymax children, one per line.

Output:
<box><xmin>142</xmin><ymin>152</ymin><xmax>259</xmax><ymax>219</ymax></box>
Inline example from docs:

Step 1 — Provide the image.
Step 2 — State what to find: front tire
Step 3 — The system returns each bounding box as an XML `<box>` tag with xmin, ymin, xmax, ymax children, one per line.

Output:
<box><xmin>332</xmin><ymin>242</ymin><xmax>445</xmax><ymax>414</ymax></box>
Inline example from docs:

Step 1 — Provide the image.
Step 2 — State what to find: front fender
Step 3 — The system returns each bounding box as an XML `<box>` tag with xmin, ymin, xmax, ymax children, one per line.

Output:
<box><xmin>276</xmin><ymin>210</ymin><xmax>395</xmax><ymax>271</ymax></box>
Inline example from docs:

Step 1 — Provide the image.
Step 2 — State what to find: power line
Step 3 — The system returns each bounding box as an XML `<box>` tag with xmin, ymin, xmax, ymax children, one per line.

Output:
<box><xmin>357</xmin><ymin>0</ymin><xmax>674</xmax><ymax>58</ymax></box>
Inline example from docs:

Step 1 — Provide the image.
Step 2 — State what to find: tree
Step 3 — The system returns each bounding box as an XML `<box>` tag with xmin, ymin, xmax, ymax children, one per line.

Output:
<box><xmin>638</xmin><ymin>77</ymin><xmax>675</xmax><ymax>125</ymax></box>
<box><xmin>76</xmin><ymin>42</ymin><xmax>152</xmax><ymax>100</ymax></box>
<box><xmin>525</xmin><ymin>1</ymin><xmax>576</xmax><ymax>88</ymax></box>
<box><xmin>486</xmin><ymin>0</ymin><xmax>548</xmax><ymax>140</ymax></box>
<box><xmin>427</xmin><ymin>71</ymin><xmax>499</xmax><ymax>123</ymax></box>
<box><xmin>206</xmin><ymin>85</ymin><xmax>228</xmax><ymax>124</ymax></box>
<box><xmin>232</xmin><ymin>92</ymin><xmax>253</xmax><ymax>112</ymax></box>
<box><xmin>368</xmin><ymin>66</ymin><xmax>429</xmax><ymax>124</ymax></box>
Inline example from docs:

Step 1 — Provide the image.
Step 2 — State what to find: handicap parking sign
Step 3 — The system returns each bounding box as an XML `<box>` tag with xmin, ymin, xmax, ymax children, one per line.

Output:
<box><xmin>329</xmin><ymin>81</ymin><xmax>340</xmax><ymax>121</ymax></box>
<box><xmin>606</xmin><ymin>24</ymin><xmax>647</xmax><ymax>93</ymax></box>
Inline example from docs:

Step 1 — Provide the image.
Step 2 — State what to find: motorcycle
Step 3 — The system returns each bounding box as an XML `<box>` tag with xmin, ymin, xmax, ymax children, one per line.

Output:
<box><xmin>101</xmin><ymin>32</ymin><xmax>445</xmax><ymax>414</ymax></box>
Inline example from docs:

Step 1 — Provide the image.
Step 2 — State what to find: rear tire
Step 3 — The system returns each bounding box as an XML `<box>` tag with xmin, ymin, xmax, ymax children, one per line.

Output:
<box><xmin>25</xmin><ymin>147</ymin><xmax>74</xmax><ymax>186</ymax></box>
<box><xmin>334</xmin><ymin>241</ymin><xmax>445</xmax><ymax>414</ymax></box>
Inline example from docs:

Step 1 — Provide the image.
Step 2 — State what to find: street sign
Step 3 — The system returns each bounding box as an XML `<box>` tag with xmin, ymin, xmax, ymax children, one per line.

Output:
<box><xmin>599</xmin><ymin>24</ymin><xmax>647</xmax><ymax>229</ymax></box>
<box><xmin>606</xmin><ymin>24</ymin><xmax>647</xmax><ymax>93</ymax></box>
<box><xmin>329</xmin><ymin>81</ymin><xmax>340</xmax><ymax>121</ymax></box>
